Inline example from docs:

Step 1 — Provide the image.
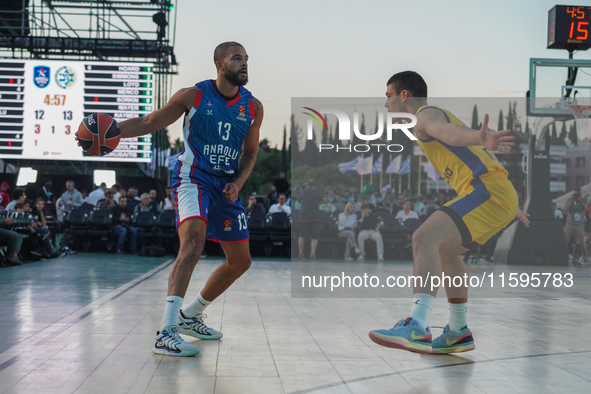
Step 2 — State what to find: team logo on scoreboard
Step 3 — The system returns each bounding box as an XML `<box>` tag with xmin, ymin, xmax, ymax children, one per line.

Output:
<box><xmin>33</xmin><ymin>66</ymin><xmax>50</xmax><ymax>88</ymax></box>
<box><xmin>55</xmin><ymin>66</ymin><xmax>76</xmax><ymax>89</ymax></box>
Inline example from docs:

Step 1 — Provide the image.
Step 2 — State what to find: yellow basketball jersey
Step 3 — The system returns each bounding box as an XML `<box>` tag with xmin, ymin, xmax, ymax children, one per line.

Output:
<box><xmin>414</xmin><ymin>105</ymin><xmax>509</xmax><ymax>194</ymax></box>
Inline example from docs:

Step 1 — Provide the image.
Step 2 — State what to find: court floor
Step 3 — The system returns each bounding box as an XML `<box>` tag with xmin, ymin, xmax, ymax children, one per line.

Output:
<box><xmin>0</xmin><ymin>254</ymin><xmax>590</xmax><ymax>394</ymax></box>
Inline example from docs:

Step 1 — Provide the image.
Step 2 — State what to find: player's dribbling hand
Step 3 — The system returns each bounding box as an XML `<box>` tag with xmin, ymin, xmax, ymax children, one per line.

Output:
<box><xmin>223</xmin><ymin>183</ymin><xmax>239</xmax><ymax>203</ymax></box>
<box><xmin>479</xmin><ymin>114</ymin><xmax>515</xmax><ymax>154</ymax></box>
<box><xmin>515</xmin><ymin>209</ymin><xmax>530</xmax><ymax>227</ymax></box>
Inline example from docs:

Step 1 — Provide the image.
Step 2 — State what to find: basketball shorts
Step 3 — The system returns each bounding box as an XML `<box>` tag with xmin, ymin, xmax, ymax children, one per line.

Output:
<box><xmin>440</xmin><ymin>174</ymin><xmax>518</xmax><ymax>249</ymax></box>
<box><xmin>172</xmin><ymin>169</ymin><xmax>248</xmax><ymax>243</ymax></box>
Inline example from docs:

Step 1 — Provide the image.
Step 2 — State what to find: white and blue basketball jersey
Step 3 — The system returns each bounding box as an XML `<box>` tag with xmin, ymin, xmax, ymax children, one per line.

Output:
<box><xmin>175</xmin><ymin>79</ymin><xmax>255</xmax><ymax>180</ymax></box>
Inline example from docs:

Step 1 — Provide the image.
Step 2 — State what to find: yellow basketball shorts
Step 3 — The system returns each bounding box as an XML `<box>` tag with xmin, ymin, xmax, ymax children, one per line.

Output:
<box><xmin>440</xmin><ymin>174</ymin><xmax>518</xmax><ymax>249</ymax></box>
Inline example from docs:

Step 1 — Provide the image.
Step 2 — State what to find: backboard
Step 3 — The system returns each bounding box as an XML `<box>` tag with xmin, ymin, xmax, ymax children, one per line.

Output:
<box><xmin>528</xmin><ymin>57</ymin><xmax>591</xmax><ymax>118</ymax></box>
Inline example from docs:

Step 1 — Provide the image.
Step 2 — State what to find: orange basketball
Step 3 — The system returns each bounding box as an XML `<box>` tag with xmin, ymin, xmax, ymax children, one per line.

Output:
<box><xmin>77</xmin><ymin>113</ymin><xmax>121</xmax><ymax>156</ymax></box>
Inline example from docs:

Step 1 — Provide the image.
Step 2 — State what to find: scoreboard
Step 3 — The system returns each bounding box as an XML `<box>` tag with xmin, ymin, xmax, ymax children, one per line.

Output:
<box><xmin>0</xmin><ymin>59</ymin><xmax>154</xmax><ymax>162</ymax></box>
<box><xmin>548</xmin><ymin>5</ymin><xmax>591</xmax><ymax>50</ymax></box>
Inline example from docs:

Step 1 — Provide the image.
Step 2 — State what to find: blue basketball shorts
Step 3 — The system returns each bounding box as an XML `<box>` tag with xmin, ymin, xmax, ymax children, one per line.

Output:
<box><xmin>172</xmin><ymin>169</ymin><xmax>249</xmax><ymax>243</ymax></box>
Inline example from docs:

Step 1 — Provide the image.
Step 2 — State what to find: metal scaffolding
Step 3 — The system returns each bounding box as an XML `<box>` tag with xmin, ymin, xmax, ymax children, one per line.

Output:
<box><xmin>0</xmin><ymin>0</ymin><xmax>178</xmax><ymax>180</ymax></box>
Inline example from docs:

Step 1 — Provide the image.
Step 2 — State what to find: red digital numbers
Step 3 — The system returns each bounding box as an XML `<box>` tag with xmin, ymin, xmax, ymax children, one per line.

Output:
<box><xmin>569</xmin><ymin>21</ymin><xmax>589</xmax><ymax>40</ymax></box>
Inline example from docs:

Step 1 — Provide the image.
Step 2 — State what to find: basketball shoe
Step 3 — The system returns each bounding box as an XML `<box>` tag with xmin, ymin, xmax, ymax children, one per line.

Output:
<box><xmin>431</xmin><ymin>324</ymin><xmax>475</xmax><ymax>354</ymax></box>
<box><xmin>153</xmin><ymin>324</ymin><xmax>199</xmax><ymax>356</ymax></box>
<box><xmin>369</xmin><ymin>317</ymin><xmax>432</xmax><ymax>354</ymax></box>
<box><xmin>178</xmin><ymin>311</ymin><xmax>223</xmax><ymax>340</ymax></box>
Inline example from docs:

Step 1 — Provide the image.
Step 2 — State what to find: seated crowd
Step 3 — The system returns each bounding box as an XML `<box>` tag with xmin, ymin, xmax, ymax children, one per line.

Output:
<box><xmin>0</xmin><ymin>178</ymin><xmax>176</xmax><ymax>267</ymax></box>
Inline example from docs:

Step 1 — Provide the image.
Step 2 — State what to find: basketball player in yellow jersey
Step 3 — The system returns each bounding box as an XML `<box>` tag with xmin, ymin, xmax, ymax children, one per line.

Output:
<box><xmin>369</xmin><ymin>71</ymin><xmax>530</xmax><ymax>354</ymax></box>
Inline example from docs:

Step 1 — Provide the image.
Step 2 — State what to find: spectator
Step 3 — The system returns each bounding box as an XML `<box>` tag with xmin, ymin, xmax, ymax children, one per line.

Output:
<box><xmin>269</xmin><ymin>193</ymin><xmax>291</xmax><ymax>215</ymax></box>
<box><xmin>23</xmin><ymin>201</ymin><xmax>33</xmax><ymax>214</ymax></box>
<box><xmin>424</xmin><ymin>198</ymin><xmax>440</xmax><ymax>218</ymax></box>
<box><xmin>0</xmin><ymin>216</ymin><xmax>23</xmax><ymax>266</ymax></box>
<box><xmin>109</xmin><ymin>196</ymin><xmax>137</xmax><ymax>254</ymax></box>
<box><xmin>127</xmin><ymin>187</ymin><xmax>141</xmax><ymax>211</ymax></box>
<box><xmin>414</xmin><ymin>197</ymin><xmax>426</xmax><ymax>216</ymax></box>
<box><xmin>564</xmin><ymin>187</ymin><xmax>587</xmax><ymax>262</ymax></box>
<box><xmin>29</xmin><ymin>198</ymin><xmax>60</xmax><ymax>258</ymax></box>
<box><xmin>331</xmin><ymin>195</ymin><xmax>344</xmax><ymax>213</ymax></box>
<box><xmin>134</xmin><ymin>193</ymin><xmax>163</xmax><ymax>251</ymax></box>
<box><xmin>37</xmin><ymin>178</ymin><xmax>55</xmax><ymax>203</ymax></box>
<box><xmin>298</xmin><ymin>179</ymin><xmax>321</xmax><ymax>259</ymax></box>
<box><xmin>552</xmin><ymin>202</ymin><xmax>563</xmax><ymax>220</ymax></box>
<box><xmin>80</xmin><ymin>189</ymin><xmax>89</xmax><ymax>203</ymax></box>
<box><xmin>274</xmin><ymin>172</ymin><xmax>290</xmax><ymax>195</ymax></box>
<box><xmin>354</xmin><ymin>192</ymin><xmax>363</xmax><ymax>212</ymax></box>
<box><xmin>161</xmin><ymin>187</ymin><xmax>175</xmax><ymax>210</ymax></box>
<box><xmin>134</xmin><ymin>193</ymin><xmax>164</xmax><ymax>216</ymax></box>
<box><xmin>87</xmin><ymin>183</ymin><xmax>107</xmax><ymax>206</ymax></box>
<box><xmin>357</xmin><ymin>203</ymin><xmax>384</xmax><ymax>262</ymax></box>
<box><xmin>245</xmin><ymin>194</ymin><xmax>265</xmax><ymax>215</ymax></box>
<box><xmin>378</xmin><ymin>195</ymin><xmax>394</xmax><ymax>213</ymax></box>
<box><xmin>395</xmin><ymin>200</ymin><xmax>419</xmax><ymax>222</ymax></box>
<box><xmin>338</xmin><ymin>202</ymin><xmax>360</xmax><ymax>261</ymax></box>
<box><xmin>149</xmin><ymin>189</ymin><xmax>159</xmax><ymax>204</ymax></box>
<box><xmin>58</xmin><ymin>180</ymin><xmax>83</xmax><ymax>213</ymax></box>
<box><xmin>0</xmin><ymin>182</ymin><xmax>10</xmax><ymax>208</ymax></box>
<box><xmin>267</xmin><ymin>186</ymin><xmax>278</xmax><ymax>207</ymax></box>
<box><xmin>392</xmin><ymin>195</ymin><xmax>406</xmax><ymax>215</ymax></box>
<box><xmin>96</xmin><ymin>191</ymin><xmax>116</xmax><ymax>210</ymax></box>
<box><xmin>5</xmin><ymin>188</ymin><xmax>26</xmax><ymax>213</ymax></box>
<box><xmin>319</xmin><ymin>197</ymin><xmax>336</xmax><ymax>213</ymax></box>
<box><xmin>112</xmin><ymin>183</ymin><xmax>123</xmax><ymax>203</ymax></box>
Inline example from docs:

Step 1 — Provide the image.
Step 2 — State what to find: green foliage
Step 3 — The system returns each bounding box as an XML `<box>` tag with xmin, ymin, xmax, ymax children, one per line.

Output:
<box><xmin>471</xmin><ymin>105</ymin><xmax>479</xmax><ymax>129</ymax></box>
<box><xmin>239</xmin><ymin>138</ymin><xmax>285</xmax><ymax>201</ymax></box>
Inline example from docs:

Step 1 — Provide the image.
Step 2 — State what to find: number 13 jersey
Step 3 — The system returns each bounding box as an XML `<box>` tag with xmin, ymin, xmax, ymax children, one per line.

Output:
<box><xmin>176</xmin><ymin>79</ymin><xmax>255</xmax><ymax>180</ymax></box>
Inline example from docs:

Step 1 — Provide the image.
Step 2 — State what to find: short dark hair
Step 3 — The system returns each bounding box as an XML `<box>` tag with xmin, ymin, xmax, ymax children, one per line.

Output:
<box><xmin>12</xmin><ymin>188</ymin><xmax>25</xmax><ymax>200</ymax></box>
<box><xmin>361</xmin><ymin>203</ymin><xmax>370</xmax><ymax>210</ymax></box>
<box><xmin>307</xmin><ymin>179</ymin><xmax>315</xmax><ymax>188</ymax></box>
<box><xmin>214</xmin><ymin>41</ymin><xmax>244</xmax><ymax>63</ymax></box>
<box><xmin>105</xmin><ymin>191</ymin><xmax>114</xmax><ymax>198</ymax></box>
<box><xmin>14</xmin><ymin>203</ymin><xmax>23</xmax><ymax>210</ymax></box>
<box><xmin>119</xmin><ymin>196</ymin><xmax>127</xmax><ymax>202</ymax></box>
<box><xmin>575</xmin><ymin>187</ymin><xmax>582</xmax><ymax>192</ymax></box>
<box><xmin>387</xmin><ymin>71</ymin><xmax>428</xmax><ymax>97</ymax></box>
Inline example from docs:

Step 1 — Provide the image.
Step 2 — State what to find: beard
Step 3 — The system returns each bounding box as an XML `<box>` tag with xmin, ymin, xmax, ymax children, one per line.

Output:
<box><xmin>225</xmin><ymin>67</ymin><xmax>248</xmax><ymax>86</ymax></box>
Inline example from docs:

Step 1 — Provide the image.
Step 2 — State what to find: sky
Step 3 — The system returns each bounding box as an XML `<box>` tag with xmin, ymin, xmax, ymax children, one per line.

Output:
<box><xmin>166</xmin><ymin>0</ymin><xmax>591</xmax><ymax>147</ymax></box>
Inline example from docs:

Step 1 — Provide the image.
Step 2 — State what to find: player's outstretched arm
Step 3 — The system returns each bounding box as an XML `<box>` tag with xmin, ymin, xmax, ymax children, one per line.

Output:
<box><xmin>420</xmin><ymin>110</ymin><xmax>515</xmax><ymax>153</ymax></box>
<box><xmin>118</xmin><ymin>87</ymin><xmax>196</xmax><ymax>138</ymax></box>
<box><xmin>223</xmin><ymin>98</ymin><xmax>264</xmax><ymax>203</ymax></box>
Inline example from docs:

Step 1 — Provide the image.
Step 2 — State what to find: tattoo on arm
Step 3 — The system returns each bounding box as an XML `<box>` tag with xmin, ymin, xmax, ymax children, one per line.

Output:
<box><xmin>234</xmin><ymin>152</ymin><xmax>256</xmax><ymax>186</ymax></box>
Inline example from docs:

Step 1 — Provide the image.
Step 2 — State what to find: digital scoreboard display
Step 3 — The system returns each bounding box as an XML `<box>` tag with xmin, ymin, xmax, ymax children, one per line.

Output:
<box><xmin>0</xmin><ymin>59</ymin><xmax>154</xmax><ymax>162</ymax></box>
<box><xmin>548</xmin><ymin>5</ymin><xmax>591</xmax><ymax>50</ymax></box>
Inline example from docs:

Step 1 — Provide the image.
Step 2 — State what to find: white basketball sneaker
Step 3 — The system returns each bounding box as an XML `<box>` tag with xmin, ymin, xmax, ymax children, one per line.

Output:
<box><xmin>178</xmin><ymin>311</ymin><xmax>223</xmax><ymax>340</ymax></box>
<box><xmin>153</xmin><ymin>324</ymin><xmax>199</xmax><ymax>357</ymax></box>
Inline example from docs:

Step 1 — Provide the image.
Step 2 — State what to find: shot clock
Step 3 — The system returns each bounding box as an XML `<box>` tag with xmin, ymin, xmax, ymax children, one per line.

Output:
<box><xmin>0</xmin><ymin>59</ymin><xmax>154</xmax><ymax>162</ymax></box>
<box><xmin>548</xmin><ymin>5</ymin><xmax>591</xmax><ymax>51</ymax></box>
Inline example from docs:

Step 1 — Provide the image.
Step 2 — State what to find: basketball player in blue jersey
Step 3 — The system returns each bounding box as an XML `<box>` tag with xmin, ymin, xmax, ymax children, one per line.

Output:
<box><xmin>369</xmin><ymin>71</ymin><xmax>529</xmax><ymax>355</ymax></box>
<box><xmin>78</xmin><ymin>42</ymin><xmax>263</xmax><ymax>356</ymax></box>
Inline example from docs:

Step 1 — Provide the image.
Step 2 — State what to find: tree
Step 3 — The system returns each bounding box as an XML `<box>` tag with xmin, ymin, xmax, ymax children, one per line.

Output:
<box><xmin>289</xmin><ymin>114</ymin><xmax>300</xmax><ymax>167</ymax></box>
<box><xmin>569</xmin><ymin>123</ymin><xmax>578</xmax><ymax>145</ymax></box>
<box><xmin>524</xmin><ymin>120</ymin><xmax>530</xmax><ymax>136</ymax></box>
<box><xmin>281</xmin><ymin>125</ymin><xmax>288</xmax><ymax>173</ymax></box>
<box><xmin>171</xmin><ymin>137</ymin><xmax>184</xmax><ymax>154</ymax></box>
<box><xmin>498</xmin><ymin>109</ymin><xmax>504</xmax><ymax>131</ymax></box>
<box><xmin>471</xmin><ymin>104</ymin><xmax>479</xmax><ymax>129</ymax></box>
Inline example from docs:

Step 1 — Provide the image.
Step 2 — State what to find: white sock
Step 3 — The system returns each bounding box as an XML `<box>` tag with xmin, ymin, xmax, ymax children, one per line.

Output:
<box><xmin>409</xmin><ymin>293</ymin><xmax>435</xmax><ymax>329</ymax></box>
<box><xmin>161</xmin><ymin>296</ymin><xmax>183</xmax><ymax>330</ymax></box>
<box><xmin>182</xmin><ymin>293</ymin><xmax>211</xmax><ymax>318</ymax></box>
<box><xmin>448</xmin><ymin>302</ymin><xmax>468</xmax><ymax>332</ymax></box>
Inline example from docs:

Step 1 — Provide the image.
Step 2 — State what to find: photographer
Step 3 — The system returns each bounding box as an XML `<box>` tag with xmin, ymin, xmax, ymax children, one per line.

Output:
<box><xmin>564</xmin><ymin>187</ymin><xmax>587</xmax><ymax>263</ymax></box>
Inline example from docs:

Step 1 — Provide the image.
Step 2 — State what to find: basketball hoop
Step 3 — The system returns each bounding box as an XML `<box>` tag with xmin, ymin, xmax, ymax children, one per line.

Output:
<box><xmin>569</xmin><ymin>105</ymin><xmax>591</xmax><ymax>134</ymax></box>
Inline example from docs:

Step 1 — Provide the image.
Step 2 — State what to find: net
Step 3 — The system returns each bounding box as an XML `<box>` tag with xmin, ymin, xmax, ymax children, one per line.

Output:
<box><xmin>569</xmin><ymin>105</ymin><xmax>591</xmax><ymax>135</ymax></box>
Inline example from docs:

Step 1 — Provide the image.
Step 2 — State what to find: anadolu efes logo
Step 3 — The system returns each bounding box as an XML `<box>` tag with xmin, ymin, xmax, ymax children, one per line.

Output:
<box><xmin>302</xmin><ymin>107</ymin><xmax>417</xmax><ymax>153</ymax></box>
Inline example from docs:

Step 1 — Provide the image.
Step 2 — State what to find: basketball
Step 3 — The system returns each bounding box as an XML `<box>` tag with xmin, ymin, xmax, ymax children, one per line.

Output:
<box><xmin>77</xmin><ymin>113</ymin><xmax>121</xmax><ymax>156</ymax></box>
